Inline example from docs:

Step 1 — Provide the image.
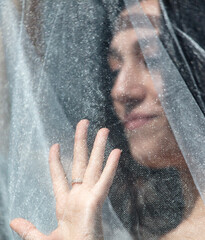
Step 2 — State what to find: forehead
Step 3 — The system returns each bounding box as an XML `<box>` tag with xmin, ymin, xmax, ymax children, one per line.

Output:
<box><xmin>110</xmin><ymin>1</ymin><xmax>160</xmax><ymax>53</ymax></box>
<box><xmin>113</xmin><ymin>0</ymin><xmax>160</xmax><ymax>36</ymax></box>
<box><xmin>124</xmin><ymin>0</ymin><xmax>161</xmax><ymax>17</ymax></box>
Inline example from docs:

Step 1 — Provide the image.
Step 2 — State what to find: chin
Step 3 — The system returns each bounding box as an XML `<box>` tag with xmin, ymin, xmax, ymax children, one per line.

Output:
<box><xmin>127</xmin><ymin>130</ymin><xmax>186</xmax><ymax>169</ymax></box>
<box><xmin>130</xmin><ymin>146</ymin><xmax>171</xmax><ymax>169</ymax></box>
<box><xmin>131</xmin><ymin>152</ymin><xmax>173</xmax><ymax>169</ymax></box>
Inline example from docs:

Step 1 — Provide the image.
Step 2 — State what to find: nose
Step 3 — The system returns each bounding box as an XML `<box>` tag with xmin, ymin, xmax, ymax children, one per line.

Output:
<box><xmin>111</xmin><ymin>63</ymin><xmax>147</xmax><ymax>106</ymax></box>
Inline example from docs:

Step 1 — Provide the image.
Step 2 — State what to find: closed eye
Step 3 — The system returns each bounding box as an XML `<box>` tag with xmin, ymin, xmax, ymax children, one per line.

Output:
<box><xmin>108</xmin><ymin>53</ymin><xmax>122</xmax><ymax>81</ymax></box>
<box><xmin>144</xmin><ymin>55</ymin><xmax>162</xmax><ymax>69</ymax></box>
<box><xmin>110</xmin><ymin>69</ymin><xmax>120</xmax><ymax>81</ymax></box>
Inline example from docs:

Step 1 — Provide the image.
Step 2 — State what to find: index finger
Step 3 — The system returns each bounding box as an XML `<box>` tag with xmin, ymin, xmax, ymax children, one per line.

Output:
<box><xmin>72</xmin><ymin>119</ymin><xmax>89</xmax><ymax>183</ymax></box>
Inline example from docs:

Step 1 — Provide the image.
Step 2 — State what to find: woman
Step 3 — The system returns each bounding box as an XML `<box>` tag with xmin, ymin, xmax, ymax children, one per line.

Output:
<box><xmin>7</xmin><ymin>0</ymin><xmax>205</xmax><ymax>239</ymax></box>
<box><xmin>107</xmin><ymin>0</ymin><xmax>205</xmax><ymax>239</ymax></box>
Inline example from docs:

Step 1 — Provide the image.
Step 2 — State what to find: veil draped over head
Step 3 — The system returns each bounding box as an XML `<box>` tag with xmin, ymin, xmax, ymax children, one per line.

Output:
<box><xmin>0</xmin><ymin>0</ymin><xmax>205</xmax><ymax>239</ymax></box>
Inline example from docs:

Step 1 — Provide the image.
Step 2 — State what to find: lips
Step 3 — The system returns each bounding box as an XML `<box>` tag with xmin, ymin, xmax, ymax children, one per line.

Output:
<box><xmin>124</xmin><ymin>112</ymin><xmax>158</xmax><ymax>130</ymax></box>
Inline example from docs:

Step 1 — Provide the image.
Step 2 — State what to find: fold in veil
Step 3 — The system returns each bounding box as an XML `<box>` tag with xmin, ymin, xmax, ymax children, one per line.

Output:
<box><xmin>0</xmin><ymin>0</ymin><xmax>205</xmax><ymax>239</ymax></box>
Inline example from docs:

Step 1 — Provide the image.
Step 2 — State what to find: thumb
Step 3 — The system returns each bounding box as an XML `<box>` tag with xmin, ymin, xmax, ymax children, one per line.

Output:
<box><xmin>10</xmin><ymin>218</ymin><xmax>47</xmax><ymax>240</ymax></box>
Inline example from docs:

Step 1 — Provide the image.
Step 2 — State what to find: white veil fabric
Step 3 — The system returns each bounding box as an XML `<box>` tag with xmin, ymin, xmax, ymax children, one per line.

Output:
<box><xmin>0</xmin><ymin>1</ymin><xmax>131</xmax><ymax>239</ymax></box>
<box><xmin>0</xmin><ymin>0</ymin><xmax>205</xmax><ymax>239</ymax></box>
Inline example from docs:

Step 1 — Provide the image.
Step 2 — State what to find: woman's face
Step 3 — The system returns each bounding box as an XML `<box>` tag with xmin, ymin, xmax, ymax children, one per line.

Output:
<box><xmin>108</xmin><ymin>0</ymin><xmax>186</xmax><ymax>168</ymax></box>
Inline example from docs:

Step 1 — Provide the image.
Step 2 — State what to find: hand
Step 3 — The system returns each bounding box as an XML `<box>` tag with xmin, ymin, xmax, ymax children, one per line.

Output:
<box><xmin>10</xmin><ymin>119</ymin><xmax>121</xmax><ymax>240</ymax></box>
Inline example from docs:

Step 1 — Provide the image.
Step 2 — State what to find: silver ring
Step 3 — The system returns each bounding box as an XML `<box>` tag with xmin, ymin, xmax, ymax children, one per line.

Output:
<box><xmin>72</xmin><ymin>178</ymin><xmax>83</xmax><ymax>185</ymax></box>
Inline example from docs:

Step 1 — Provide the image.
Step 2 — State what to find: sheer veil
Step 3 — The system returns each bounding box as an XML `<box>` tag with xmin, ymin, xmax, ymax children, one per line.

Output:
<box><xmin>0</xmin><ymin>0</ymin><xmax>205</xmax><ymax>239</ymax></box>
<box><xmin>123</xmin><ymin>0</ymin><xmax>205</xmax><ymax>200</ymax></box>
<box><xmin>0</xmin><ymin>18</ymin><xmax>11</xmax><ymax>240</ymax></box>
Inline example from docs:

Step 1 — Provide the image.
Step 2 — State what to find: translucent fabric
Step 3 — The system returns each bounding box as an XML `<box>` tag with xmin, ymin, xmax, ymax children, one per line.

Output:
<box><xmin>0</xmin><ymin>0</ymin><xmax>205</xmax><ymax>239</ymax></box>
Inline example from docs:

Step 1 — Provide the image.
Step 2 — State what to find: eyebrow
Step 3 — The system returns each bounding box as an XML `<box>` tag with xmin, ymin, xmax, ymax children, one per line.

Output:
<box><xmin>130</xmin><ymin>13</ymin><xmax>160</xmax><ymax>26</ymax></box>
<box><xmin>115</xmin><ymin>13</ymin><xmax>160</xmax><ymax>33</ymax></box>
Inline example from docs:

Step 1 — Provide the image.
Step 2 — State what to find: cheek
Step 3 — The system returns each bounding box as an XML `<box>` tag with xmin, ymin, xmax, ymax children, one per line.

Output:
<box><xmin>149</xmin><ymin>72</ymin><xmax>164</xmax><ymax>96</ymax></box>
<box><xmin>111</xmin><ymin>86</ymin><xmax>123</xmax><ymax>118</ymax></box>
<box><xmin>112</xmin><ymin>100</ymin><xmax>124</xmax><ymax>120</ymax></box>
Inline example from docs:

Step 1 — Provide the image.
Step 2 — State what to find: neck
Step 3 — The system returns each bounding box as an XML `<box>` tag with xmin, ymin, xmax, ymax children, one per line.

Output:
<box><xmin>177</xmin><ymin>167</ymin><xmax>199</xmax><ymax>218</ymax></box>
<box><xmin>160</xmin><ymin>175</ymin><xmax>205</xmax><ymax>240</ymax></box>
<box><xmin>165</xmin><ymin>150</ymin><xmax>200</xmax><ymax>216</ymax></box>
